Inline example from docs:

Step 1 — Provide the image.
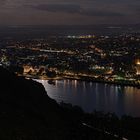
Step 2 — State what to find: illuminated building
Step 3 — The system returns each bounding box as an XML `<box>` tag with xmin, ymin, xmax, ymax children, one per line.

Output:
<box><xmin>23</xmin><ymin>66</ymin><xmax>34</xmax><ymax>74</ymax></box>
<box><xmin>135</xmin><ymin>59</ymin><xmax>140</xmax><ymax>75</ymax></box>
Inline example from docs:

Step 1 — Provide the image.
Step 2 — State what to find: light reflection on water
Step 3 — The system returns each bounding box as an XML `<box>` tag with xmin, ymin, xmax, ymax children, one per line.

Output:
<box><xmin>37</xmin><ymin>79</ymin><xmax>140</xmax><ymax>117</ymax></box>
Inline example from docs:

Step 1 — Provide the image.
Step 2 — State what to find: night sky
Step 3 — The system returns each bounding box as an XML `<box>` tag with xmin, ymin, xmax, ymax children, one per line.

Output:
<box><xmin>0</xmin><ymin>0</ymin><xmax>140</xmax><ymax>25</ymax></box>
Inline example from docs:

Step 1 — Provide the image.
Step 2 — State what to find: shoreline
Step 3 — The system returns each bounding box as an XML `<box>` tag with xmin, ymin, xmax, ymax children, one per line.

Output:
<box><xmin>64</xmin><ymin>76</ymin><xmax>140</xmax><ymax>89</ymax></box>
<box><xmin>21</xmin><ymin>74</ymin><xmax>140</xmax><ymax>89</ymax></box>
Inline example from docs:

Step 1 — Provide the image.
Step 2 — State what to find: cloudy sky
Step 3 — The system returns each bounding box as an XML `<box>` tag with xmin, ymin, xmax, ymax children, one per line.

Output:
<box><xmin>0</xmin><ymin>0</ymin><xmax>140</xmax><ymax>25</ymax></box>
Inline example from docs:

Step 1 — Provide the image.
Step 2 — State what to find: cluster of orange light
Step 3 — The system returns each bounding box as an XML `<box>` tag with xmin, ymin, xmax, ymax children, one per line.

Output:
<box><xmin>136</xmin><ymin>59</ymin><xmax>140</xmax><ymax>65</ymax></box>
<box><xmin>95</xmin><ymin>48</ymin><xmax>103</xmax><ymax>53</ymax></box>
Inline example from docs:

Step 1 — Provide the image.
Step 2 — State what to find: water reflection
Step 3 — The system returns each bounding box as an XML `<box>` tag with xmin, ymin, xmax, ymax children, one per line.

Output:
<box><xmin>36</xmin><ymin>79</ymin><xmax>140</xmax><ymax>117</ymax></box>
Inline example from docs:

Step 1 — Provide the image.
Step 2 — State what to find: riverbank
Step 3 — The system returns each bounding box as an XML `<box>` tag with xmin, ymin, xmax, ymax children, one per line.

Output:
<box><xmin>65</xmin><ymin>76</ymin><xmax>140</xmax><ymax>89</ymax></box>
<box><xmin>20</xmin><ymin>74</ymin><xmax>140</xmax><ymax>89</ymax></box>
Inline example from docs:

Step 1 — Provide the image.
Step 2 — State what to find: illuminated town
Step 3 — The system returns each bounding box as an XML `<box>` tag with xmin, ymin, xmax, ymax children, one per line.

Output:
<box><xmin>0</xmin><ymin>0</ymin><xmax>140</xmax><ymax>138</ymax></box>
<box><xmin>0</xmin><ymin>33</ymin><xmax>140</xmax><ymax>87</ymax></box>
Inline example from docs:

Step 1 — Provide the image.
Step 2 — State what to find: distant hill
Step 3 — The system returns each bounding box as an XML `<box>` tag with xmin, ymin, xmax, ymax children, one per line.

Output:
<box><xmin>0</xmin><ymin>24</ymin><xmax>140</xmax><ymax>39</ymax></box>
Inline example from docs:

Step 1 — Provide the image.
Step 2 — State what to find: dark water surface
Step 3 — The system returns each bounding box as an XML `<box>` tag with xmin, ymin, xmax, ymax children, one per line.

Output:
<box><xmin>37</xmin><ymin>79</ymin><xmax>140</xmax><ymax>117</ymax></box>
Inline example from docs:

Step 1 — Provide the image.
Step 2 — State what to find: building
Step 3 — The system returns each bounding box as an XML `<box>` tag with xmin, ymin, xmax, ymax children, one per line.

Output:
<box><xmin>135</xmin><ymin>59</ymin><xmax>140</xmax><ymax>75</ymax></box>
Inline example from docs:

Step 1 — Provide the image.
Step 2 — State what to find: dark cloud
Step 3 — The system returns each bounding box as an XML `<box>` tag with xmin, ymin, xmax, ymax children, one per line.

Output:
<box><xmin>0</xmin><ymin>0</ymin><xmax>139</xmax><ymax>25</ymax></box>
<box><xmin>0</xmin><ymin>0</ymin><xmax>6</xmax><ymax>5</ymax></box>
<box><xmin>32</xmin><ymin>4</ymin><xmax>81</xmax><ymax>13</ymax></box>
<box><xmin>81</xmin><ymin>9</ymin><xmax>124</xmax><ymax>17</ymax></box>
<box><xmin>128</xmin><ymin>4</ymin><xmax>140</xmax><ymax>14</ymax></box>
<box><xmin>32</xmin><ymin>4</ymin><xmax>123</xmax><ymax>17</ymax></box>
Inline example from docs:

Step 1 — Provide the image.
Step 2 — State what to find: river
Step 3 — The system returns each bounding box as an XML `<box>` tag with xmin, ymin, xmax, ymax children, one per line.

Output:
<box><xmin>36</xmin><ymin>79</ymin><xmax>140</xmax><ymax>117</ymax></box>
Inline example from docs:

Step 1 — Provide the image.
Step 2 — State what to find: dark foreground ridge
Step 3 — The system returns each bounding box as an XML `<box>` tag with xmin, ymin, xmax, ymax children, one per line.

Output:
<box><xmin>0</xmin><ymin>66</ymin><xmax>140</xmax><ymax>140</ymax></box>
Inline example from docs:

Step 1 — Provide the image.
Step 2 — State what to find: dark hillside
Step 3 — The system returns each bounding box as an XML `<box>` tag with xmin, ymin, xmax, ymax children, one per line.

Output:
<box><xmin>0</xmin><ymin>66</ymin><xmax>139</xmax><ymax>140</ymax></box>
